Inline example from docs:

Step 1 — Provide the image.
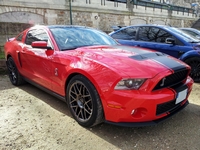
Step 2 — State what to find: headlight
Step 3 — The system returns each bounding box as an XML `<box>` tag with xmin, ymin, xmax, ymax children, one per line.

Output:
<box><xmin>115</xmin><ymin>78</ymin><xmax>146</xmax><ymax>90</ymax></box>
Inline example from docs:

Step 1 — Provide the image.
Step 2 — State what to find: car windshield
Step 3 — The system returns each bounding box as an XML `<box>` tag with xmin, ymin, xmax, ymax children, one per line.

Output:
<box><xmin>50</xmin><ymin>27</ymin><xmax>118</xmax><ymax>51</ymax></box>
<box><xmin>184</xmin><ymin>28</ymin><xmax>200</xmax><ymax>34</ymax></box>
<box><xmin>167</xmin><ymin>27</ymin><xmax>200</xmax><ymax>43</ymax></box>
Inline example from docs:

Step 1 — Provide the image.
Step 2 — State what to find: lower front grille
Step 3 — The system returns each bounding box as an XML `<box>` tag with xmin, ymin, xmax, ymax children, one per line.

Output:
<box><xmin>156</xmin><ymin>100</ymin><xmax>185</xmax><ymax>116</ymax></box>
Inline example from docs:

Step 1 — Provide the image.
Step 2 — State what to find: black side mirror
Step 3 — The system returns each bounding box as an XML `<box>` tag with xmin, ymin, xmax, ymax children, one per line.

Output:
<box><xmin>165</xmin><ymin>38</ymin><xmax>175</xmax><ymax>44</ymax></box>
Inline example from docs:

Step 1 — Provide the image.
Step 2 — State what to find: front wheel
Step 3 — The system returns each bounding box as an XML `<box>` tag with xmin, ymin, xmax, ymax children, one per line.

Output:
<box><xmin>66</xmin><ymin>75</ymin><xmax>104</xmax><ymax>127</ymax></box>
<box><xmin>185</xmin><ymin>57</ymin><xmax>200</xmax><ymax>82</ymax></box>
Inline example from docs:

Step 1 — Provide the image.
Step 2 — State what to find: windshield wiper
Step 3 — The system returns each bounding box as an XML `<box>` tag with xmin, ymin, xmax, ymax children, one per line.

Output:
<box><xmin>61</xmin><ymin>46</ymin><xmax>79</xmax><ymax>51</ymax></box>
<box><xmin>61</xmin><ymin>44</ymin><xmax>102</xmax><ymax>51</ymax></box>
<box><xmin>79</xmin><ymin>44</ymin><xmax>101</xmax><ymax>47</ymax></box>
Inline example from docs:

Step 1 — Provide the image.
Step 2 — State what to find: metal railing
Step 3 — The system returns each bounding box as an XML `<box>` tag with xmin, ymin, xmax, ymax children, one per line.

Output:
<box><xmin>106</xmin><ymin>0</ymin><xmax>195</xmax><ymax>15</ymax></box>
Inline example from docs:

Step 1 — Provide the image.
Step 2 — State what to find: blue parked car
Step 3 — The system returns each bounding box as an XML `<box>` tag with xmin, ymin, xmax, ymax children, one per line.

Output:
<box><xmin>109</xmin><ymin>24</ymin><xmax>200</xmax><ymax>82</ymax></box>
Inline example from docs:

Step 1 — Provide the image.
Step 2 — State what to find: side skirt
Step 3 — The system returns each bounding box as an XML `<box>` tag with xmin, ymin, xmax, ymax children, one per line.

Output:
<box><xmin>24</xmin><ymin>77</ymin><xmax>66</xmax><ymax>102</ymax></box>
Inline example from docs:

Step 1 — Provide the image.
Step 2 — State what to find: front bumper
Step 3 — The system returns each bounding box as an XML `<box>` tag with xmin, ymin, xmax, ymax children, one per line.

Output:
<box><xmin>105</xmin><ymin>100</ymin><xmax>189</xmax><ymax>127</ymax></box>
<box><xmin>102</xmin><ymin>77</ymin><xmax>193</xmax><ymax>126</ymax></box>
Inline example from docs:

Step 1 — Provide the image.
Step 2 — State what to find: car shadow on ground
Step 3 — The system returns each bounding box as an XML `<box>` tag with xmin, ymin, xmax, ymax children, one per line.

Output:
<box><xmin>18</xmin><ymin>82</ymin><xmax>72</xmax><ymax>117</ymax></box>
<box><xmin>91</xmin><ymin>104</ymin><xmax>200</xmax><ymax>149</ymax></box>
<box><xmin>9</xmin><ymin>80</ymin><xmax>200</xmax><ymax>150</ymax></box>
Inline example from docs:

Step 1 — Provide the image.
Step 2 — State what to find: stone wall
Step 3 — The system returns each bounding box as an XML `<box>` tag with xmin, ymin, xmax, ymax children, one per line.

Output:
<box><xmin>0</xmin><ymin>23</ymin><xmax>32</xmax><ymax>52</ymax></box>
<box><xmin>0</xmin><ymin>0</ymin><xmax>199</xmax><ymax>52</ymax></box>
<box><xmin>173</xmin><ymin>0</ymin><xmax>191</xmax><ymax>7</ymax></box>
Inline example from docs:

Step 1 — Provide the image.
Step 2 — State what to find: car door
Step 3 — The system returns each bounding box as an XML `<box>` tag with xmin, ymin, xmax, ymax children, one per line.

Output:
<box><xmin>20</xmin><ymin>29</ymin><xmax>53</xmax><ymax>89</ymax></box>
<box><xmin>136</xmin><ymin>26</ymin><xmax>188</xmax><ymax>58</ymax></box>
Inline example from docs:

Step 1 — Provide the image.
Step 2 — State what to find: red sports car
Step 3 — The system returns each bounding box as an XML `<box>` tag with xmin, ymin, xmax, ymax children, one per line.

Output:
<box><xmin>4</xmin><ymin>25</ymin><xmax>193</xmax><ymax>127</ymax></box>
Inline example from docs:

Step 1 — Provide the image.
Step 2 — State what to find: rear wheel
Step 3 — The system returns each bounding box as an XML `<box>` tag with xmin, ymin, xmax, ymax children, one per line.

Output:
<box><xmin>66</xmin><ymin>75</ymin><xmax>104</xmax><ymax>127</ymax></box>
<box><xmin>185</xmin><ymin>57</ymin><xmax>200</xmax><ymax>82</ymax></box>
<box><xmin>7</xmin><ymin>57</ymin><xmax>25</xmax><ymax>86</ymax></box>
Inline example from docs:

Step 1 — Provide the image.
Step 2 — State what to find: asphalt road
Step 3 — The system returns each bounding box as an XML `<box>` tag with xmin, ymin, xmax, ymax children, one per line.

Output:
<box><xmin>0</xmin><ymin>75</ymin><xmax>200</xmax><ymax>150</ymax></box>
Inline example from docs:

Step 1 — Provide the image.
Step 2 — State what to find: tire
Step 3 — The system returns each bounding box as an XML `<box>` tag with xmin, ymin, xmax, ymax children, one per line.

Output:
<box><xmin>185</xmin><ymin>57</ymin><xmax>200</xmax><ymax>82</ymax></box>
<box><xmin>6</xmin><ymin>57</ymin><xmax>25</xmax><ymax>86</ymax></box>
<box><xmin>66</xmin><ymin>75</ymin><xmax>104</xmax><ymax>127</ymax></box>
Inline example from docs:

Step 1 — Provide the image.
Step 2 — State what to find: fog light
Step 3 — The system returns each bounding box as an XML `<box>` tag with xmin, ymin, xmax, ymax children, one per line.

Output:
<box><xmin>131</xmin><ymin>108</ymin><xmax>147</xmax><ymax>119</ymax></box>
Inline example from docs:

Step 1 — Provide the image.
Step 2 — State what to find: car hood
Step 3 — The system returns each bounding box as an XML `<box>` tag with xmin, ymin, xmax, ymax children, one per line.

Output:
<box><xmin>75</xmin><ymin>45</ymin><xmax>188</xmax><ymax>78</ymax></box>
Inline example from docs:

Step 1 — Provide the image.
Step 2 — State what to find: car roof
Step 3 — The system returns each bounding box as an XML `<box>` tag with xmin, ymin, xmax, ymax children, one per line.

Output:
<box><xmin>180</xmin><ymin>28</ymin><xmax>199</xmax><ymax>31</ymax></box>
<box><xmin>113</xmin><ymin>24</ymin><xmax>171</xmax><ymax>31</ymax></box>
<box><xmin>47</xmin><ymin>25</ymin><xmax>91</xmax><ymax>29</ymax></box>
<box><xmin>131</xmin><ymin>24</ymin><xmax>168</xmax><ymax>27</ymax></box>
<box><xmin>28</xmin><ymin>25</ymin><xmax>103</xmax><ymax>33</ymax></box>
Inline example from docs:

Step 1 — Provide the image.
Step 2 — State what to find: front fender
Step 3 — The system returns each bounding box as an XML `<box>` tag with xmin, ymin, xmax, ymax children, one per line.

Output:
<box><xmin>66</xmin><ymin>66</ymin><xmax>121</xmax><ymax>99</ymax></box>
<box><xmin>179</xmin><ymin>50</ymin><xmax>200</xmax><ymax>61</ymax></box>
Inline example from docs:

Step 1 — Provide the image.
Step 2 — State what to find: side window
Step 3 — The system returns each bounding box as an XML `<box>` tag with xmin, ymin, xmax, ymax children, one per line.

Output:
<box><xmin>16</xmin><ymin>33</ymin><xmax>23</xmax><ymax>41</ymax></box>
<box><xmin>111</xmin><ymin>27</ymin><xmax>138</xmax><ymax>40</ymax></box>
<box><xmin>138</xmin><ymin>27</ymin><xmax>152</xmax><ymax>41</ymax></box>
<box><xmin>138</xmin><ymin>27</ymin><xmax>173</xmax><ymax>43</ymax></box>
<box><xmin>156</xmin><ymin>28</ymin><xmax>173</xmax><ymax>43</ymax></box>
<box><xmin>25</xmin><ymin>29</ymin><xmax>49</xmax><ymax>45</ymax></box>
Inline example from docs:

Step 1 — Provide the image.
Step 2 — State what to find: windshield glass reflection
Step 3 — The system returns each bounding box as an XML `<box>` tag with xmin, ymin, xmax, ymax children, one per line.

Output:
<box><xmin>50</xmin><ymin>27</ymin><xmax>118</xmax><ymax>51</ymax></box>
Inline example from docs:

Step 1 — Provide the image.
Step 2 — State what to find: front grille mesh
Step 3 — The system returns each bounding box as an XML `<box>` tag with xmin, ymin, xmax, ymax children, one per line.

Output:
<box><xmin>153</xmin><ymin>69</ymin><xmax>189</xmax><ymax>91</ymax></box>
<box><xmin>156</xmin><ymin>100</ymin><xmax>183</xmax><ymax>116</ymax></box>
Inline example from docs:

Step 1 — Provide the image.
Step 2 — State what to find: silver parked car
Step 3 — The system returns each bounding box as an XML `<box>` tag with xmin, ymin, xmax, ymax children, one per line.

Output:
<box><xmin>180</xmin><ymin>28</ymin><xmax>200</xmax><ymax>40</ymax></box>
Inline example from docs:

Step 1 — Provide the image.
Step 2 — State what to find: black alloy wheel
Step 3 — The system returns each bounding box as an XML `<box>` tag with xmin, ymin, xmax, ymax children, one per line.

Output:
<box><xmin>6</xmin><ymin>57</ymin><xmax>25</xmax><ymax>86</ymax></box>
<box><xmin>185</xmin><ymin>57</ymin><xmax>200</xmax><ymax>82</ymax></box>
<box><xmin>67</xmin><ymin>75</ymin><xmax>104</xmax><ymax>127</ymax></box>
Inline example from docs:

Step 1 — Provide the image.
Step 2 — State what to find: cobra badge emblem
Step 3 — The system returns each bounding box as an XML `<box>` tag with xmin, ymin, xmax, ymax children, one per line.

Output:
<box><xmin>160</xmin><ymin>77</ymin><xmax>166</xmax><ymax>87</ymax></box>
<box><xmin>55</xmin><ymin>68</ymin><xmax>58</xmax><ymax>76</ymax></box>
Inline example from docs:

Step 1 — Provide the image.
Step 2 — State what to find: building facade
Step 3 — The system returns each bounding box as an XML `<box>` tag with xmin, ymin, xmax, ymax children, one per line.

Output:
<box><xmin>0</xmin><ymin>0</ymin><xmax>199</xmax><ymax>51</ymax></box>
